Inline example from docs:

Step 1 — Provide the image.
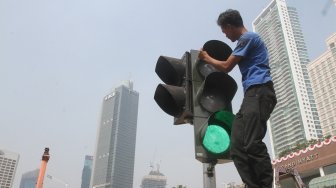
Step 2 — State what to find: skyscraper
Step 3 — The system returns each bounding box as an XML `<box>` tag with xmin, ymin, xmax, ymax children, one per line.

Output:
<box><xmin>308</xmin><ymin>33</ymin><xmax>336</xmax><ymax>137</ymax></box>
<box><xmin>0</xmin><ymin>149</ymin><xmax>19</xmax><ymax>188</ymax></box>
<box><xmin>90</xmin><ymin>80</ymin><xmax>139</xmax><ymax>188</ymax></box>
<box><xmin>81</xmin><ymin>155</ymin><xmax>93</xmax><ymax>188</ymax></box>
<box><xmin>140</xmin><ymin>165</ymin><xmax>167</xmax><ymax>188</ymax></box>
<box><xmin>19</xmin><ymin>169</ymin><xmax>39</xmax><ymax>188</ymax></box>
<box><xmin>253</xmin><ymin>0</ymin><xmax>323</xmax><ymax>157</ymax></box>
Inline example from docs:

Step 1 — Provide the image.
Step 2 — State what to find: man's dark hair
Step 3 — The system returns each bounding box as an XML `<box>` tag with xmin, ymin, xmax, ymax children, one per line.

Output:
<box><xmin>217</xmin><ymin>9</ymin><xmax>244</xmax><ymax>27</ymax></box>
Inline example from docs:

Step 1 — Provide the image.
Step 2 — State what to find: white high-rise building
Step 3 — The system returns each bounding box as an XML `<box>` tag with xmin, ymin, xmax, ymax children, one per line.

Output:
<box><xmin>90</xmin><ymin>80</ymin><xmax>139</xmax><ymax>188</ymax></box>
<box><xmin>253</xmin><ymin>0</ymin><xmax>323</xmax><ymax>157</ymax></box>
<box><xmin>0</xmin><ymin>149</ymin><xmax>19</xmax><ymax>188</ymax></box>
<box><xmin>308</xmin><ymin>33</ymin><xmax>336</xmax><ymax>137</ymax></box>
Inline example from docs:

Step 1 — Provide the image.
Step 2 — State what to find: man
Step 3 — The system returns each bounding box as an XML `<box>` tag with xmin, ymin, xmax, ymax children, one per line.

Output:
<box><xmin>199</xmin><ymin>9</ymin><xmax>277</xmax><ymax>188</ymax></box>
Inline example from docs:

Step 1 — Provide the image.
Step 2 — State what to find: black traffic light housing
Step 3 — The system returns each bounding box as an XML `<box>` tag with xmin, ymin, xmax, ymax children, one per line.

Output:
<box><xmin>191</xmin><ymin>40</ymin><xmax>238</xmax><ymax>164</ymax></box>
<box><xmin>154</xmin><ymin>52</ymin><xmax>193</xmax><ymax>125</ymax></box>
<box><xmin>154</xmin><ymin>40</ymin><xmax>237</xmax><ymax>164</ymax></box>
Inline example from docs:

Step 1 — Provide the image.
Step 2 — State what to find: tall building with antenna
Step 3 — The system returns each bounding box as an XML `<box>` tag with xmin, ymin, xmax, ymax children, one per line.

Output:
<box><xmin>90</xmin><ymin>80</ymin><xmax>139</xmax><ymax>188</ymax></box>
<box><xmin>140</xmin><ymin>163</ymin><xmax>167</xmax><ymax>188</ymax></box>
<box><xmin>253</xmin><ymin>0</ymin><xmax>323</xmax><ymax>157</ymax></box>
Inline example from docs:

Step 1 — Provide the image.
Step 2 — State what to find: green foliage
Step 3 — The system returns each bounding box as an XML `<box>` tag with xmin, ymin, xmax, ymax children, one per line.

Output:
<box><xmin>278</xmin><ymin>138</ymin><xmax>321</xmax><ymax>158</ymax></box>
<box><xmin>278</xmin><ymin>147</ymin><xmax>292</xmax><ymax>158</ymax></box>
<box><xmin>324</xmin><ymin>135</ymin><xmax>332</xmax><ymax>140</ymax></box>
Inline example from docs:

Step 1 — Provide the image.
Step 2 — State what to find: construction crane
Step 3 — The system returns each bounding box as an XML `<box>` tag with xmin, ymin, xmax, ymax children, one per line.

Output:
<box><xmin>36</xmin><ymin>148</ymin><xmax>50</xmax><ymax>188</ymax></box>
<box><xmin>47</xmin><ymin>174</ymin><xmax>68</xmax><ymax>188</ymax></box>
<box><xmin>322</xmin><ymin>0</ymin><xmax>334</xmax><ymax>15</ymax></box>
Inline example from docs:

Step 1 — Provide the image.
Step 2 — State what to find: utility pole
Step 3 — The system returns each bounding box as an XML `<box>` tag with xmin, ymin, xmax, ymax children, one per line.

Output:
<box><xmin>203</xmin><ymin>163</ymin><xmax>216</xmax><ymax>188</ymax></box>
<box><xmin>36</xmin><ymin>148</ymin><xmax>50</xmax><ymax>188</ymax></box>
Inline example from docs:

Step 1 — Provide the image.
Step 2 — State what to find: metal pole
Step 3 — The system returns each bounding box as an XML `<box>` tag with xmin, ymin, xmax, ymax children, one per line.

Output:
<box><xmin>203</xmin><ymin>163</ymin><xmax>216</xmax><ymax>188</ymax></box>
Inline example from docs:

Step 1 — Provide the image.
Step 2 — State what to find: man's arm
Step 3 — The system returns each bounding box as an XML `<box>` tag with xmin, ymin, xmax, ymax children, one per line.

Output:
<box><xmin>199</xmin><ymin>50</ymin><xmax>241</xmax><ymax>73</ymax></box>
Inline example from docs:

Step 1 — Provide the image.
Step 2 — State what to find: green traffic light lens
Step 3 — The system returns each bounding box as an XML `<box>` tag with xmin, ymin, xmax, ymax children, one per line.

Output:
<box><xmin>202</xmin><ymin>125</ymin><xmax>230</xmax><ymax>154</ymax></box>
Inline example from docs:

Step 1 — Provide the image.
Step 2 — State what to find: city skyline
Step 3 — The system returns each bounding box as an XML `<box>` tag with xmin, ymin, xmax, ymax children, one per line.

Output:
<box><xmin>1</xmin><ymin>0</ymin><xmax>335</xmax><ymax>188</ymax></box>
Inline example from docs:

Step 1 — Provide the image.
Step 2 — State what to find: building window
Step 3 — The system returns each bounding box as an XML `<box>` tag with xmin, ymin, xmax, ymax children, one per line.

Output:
<box><xmin>324</xmin><ymin>164</ymin><xmax>336</xmax><ymax>175</ymax></box>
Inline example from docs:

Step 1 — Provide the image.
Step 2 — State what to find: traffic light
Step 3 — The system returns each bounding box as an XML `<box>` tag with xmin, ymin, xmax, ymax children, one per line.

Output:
<box><xmin>154</xmin><ymin>52</ymin><xmax>193</xmax><ymax>125</ymax></box>
<box><xmin>191</xmin><ymin>40</ymin><xmax>238</xmax><ymax>164</ymax></box>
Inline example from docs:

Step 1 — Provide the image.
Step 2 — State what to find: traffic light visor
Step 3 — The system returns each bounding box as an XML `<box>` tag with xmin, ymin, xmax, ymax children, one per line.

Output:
<box><xmin>213</xmin><ymin>110</ymin><xmax>235</xmax><ymax>130</ymax></box>
<box><xmin>199</xmin><ymin>72</ymin><xmax>237</xmax><ymax>113</ymax></box>
<box><xmin>203</xmin><ymin>40</ymin><xmax>232</xmax><ymax>61</ymax></box>
<box><xmin>154</xmin><ymin>84</ymin><xmax>186</xmax><ymax>117</ymax></box>
<box><xmin>155</xmin><ymin>56</ymin><xmax>185</xmax><ymax>86</ymax></box>
<box><xmin>197</xmin><ymin>40</ymin><xmax>232</xmax><ymax>78</ymax></box>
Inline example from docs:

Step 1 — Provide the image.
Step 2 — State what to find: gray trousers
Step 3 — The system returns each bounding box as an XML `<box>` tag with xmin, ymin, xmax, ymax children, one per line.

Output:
<box><xmin>230</xmin><ymin>81</ymin><xmax>277</xmax><ymax>188</ymax></box>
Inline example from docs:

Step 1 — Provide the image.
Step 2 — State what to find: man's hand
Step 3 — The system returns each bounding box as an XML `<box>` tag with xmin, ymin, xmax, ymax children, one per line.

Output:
<box><xmin>198</xmin><ymin>49</ymin><xmax>213</xmax><ymax>64</ymax></box>
<box><xmin>198</xmin><ymin>49</ymin><xmax>240</xmax><ymax>73</ymax></box>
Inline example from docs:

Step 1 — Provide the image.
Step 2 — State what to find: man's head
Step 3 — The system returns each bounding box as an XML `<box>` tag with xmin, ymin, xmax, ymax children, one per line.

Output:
<box><xmin>217</xmin><ymin>9</ymin><xmax>245</xmax><ymax>42</ymax></box>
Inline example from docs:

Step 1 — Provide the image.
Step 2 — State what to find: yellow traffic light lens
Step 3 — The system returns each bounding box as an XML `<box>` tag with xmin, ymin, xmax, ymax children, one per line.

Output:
<box><xmin>202</xmin><ymin>125</ymin><xmax>230</xmax><ymax>154</ymax></box>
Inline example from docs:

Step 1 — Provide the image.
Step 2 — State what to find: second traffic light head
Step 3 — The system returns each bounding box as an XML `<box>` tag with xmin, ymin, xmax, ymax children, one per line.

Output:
<box><xmin>154</xmin><ymin>53</ymin><xmax>192</xmax><ymax>125</ymax></box>
<box><xmin>155</xmin><ymin>56</ymin><xmax>186</xmax><ymax>86</ymax></box>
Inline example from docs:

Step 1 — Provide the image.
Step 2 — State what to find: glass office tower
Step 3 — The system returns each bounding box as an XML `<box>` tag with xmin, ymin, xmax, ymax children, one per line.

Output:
<box><xmin>19</xmin><ymin>169</ymin><xmax>39</xmax><ymax>188</ymax></box>
<box><xmin>90</xmin><ymin>80</ymin><xmax>139</xmax><ymax>188</ymax></box>
<box><xmin>81</xmin><ymin>155</ymin><xmax>93</xmax><ymax>188</ymax></box>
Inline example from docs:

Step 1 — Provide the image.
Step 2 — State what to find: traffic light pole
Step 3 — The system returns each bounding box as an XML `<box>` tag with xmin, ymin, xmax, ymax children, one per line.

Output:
<box><xmin>203</xmin><ymin>163</ymin><xmax>216</xmax><ymax>188</ymax></box>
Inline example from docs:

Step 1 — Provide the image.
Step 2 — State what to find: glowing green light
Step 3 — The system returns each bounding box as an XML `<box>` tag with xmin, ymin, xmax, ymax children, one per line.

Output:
<box><xmin>202</xmin><ymin>124</ymin><xmax>230</xmax><ymax>154</ymax></box>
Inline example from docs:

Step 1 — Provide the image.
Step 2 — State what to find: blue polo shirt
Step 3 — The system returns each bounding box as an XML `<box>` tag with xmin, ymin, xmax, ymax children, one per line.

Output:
<box><xmin>232</xmin><ymin>31</ymin><xmax>272</xmax><ymax>93</ymax></box>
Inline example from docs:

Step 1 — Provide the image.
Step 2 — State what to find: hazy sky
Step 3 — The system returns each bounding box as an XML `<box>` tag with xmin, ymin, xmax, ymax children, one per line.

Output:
<box><xmin>1</xmin><ymin>0</ymin><xmax>335</xmax><ymax>188</ymax></box>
